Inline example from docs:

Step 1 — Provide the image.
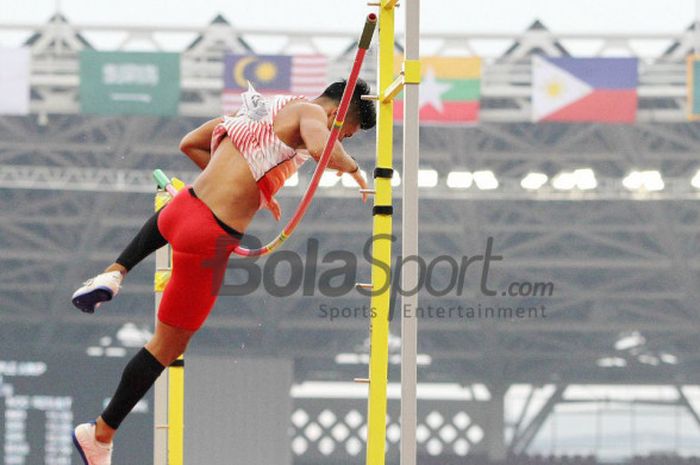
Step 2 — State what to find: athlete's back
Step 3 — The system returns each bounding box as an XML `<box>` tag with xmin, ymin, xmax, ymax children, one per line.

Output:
<box><xmin>211</xmin><ymin>85</ymin><xmax>311</xmax><ymax>209</ymax></box>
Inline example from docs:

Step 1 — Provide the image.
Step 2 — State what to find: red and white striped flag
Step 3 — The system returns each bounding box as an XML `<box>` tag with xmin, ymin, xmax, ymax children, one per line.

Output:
<box><xmin>222</xmin><ymin>54</ymin><xmax>327</xmax><ymax>113</ymax></box>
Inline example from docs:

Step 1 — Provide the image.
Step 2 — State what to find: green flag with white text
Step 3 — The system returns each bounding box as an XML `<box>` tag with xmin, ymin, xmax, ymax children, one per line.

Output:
<box><xmin>80</xmin><ymin>51</ymin><xmax>180</xmax><ymax>116</ymax></box>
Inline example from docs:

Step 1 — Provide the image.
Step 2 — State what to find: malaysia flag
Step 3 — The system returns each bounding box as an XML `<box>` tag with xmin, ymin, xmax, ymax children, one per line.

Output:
<box><xmin>222</xmin><ymin>54</ymin><xmax>327</xmax><ymax>113</ymax></box>
<box><xmin>532</xmin><ymin>56</ymin><xmax>638</xmax><ymax>123</ymax></box>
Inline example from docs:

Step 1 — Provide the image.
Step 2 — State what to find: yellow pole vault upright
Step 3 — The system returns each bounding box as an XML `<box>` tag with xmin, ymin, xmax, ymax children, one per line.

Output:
<box><xmin>365</xmin><ymin>1</ymin><xmax>397</xmax><ymax>465</ymax></box>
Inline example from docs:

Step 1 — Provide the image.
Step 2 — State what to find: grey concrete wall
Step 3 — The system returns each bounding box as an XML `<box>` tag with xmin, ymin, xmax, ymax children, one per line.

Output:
<box><xmin>184</xmin><ymin>356</ymin><xmax>293</xmax><ymax>465</ymax></box>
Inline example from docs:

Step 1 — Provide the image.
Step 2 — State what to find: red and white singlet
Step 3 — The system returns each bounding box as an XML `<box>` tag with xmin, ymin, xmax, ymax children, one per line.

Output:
<box><xmin>211</xmin><ymin>83</ymin><xmax>311</xmax><ymax>216</ymax></box>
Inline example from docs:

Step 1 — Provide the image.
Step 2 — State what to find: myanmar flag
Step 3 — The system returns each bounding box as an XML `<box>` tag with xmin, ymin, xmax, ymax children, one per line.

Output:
<box><xmin>394</xmin><ymin>56</ymin><xmax>481</xmax><ymax>124</ymax></box>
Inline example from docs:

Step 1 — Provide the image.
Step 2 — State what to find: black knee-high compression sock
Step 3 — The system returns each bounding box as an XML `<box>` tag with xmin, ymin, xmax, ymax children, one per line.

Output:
<box><xmin>101</xmin><ymin>347</ymin><xmax>165</xmax><ymax>430</ymax></box>
<box><xmin>115</xmin><ymin>210</ymin><xmax>168</xmax><ymax>272</ymax></box>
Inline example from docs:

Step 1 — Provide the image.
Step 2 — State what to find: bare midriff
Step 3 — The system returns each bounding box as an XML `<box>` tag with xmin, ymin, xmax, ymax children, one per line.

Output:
<box><xmin>192</xmin><ymin>137</ymin><xmax>260</xmax><ymax>234</ymax></box>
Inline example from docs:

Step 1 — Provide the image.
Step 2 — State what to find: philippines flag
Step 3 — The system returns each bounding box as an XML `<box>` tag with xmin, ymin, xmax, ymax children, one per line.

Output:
<box><xmin>532</xmin><ymin>56</ymin><xmax>638</xmax><ymax>123</ymax></box>
<box><xmin>222</xmin><ymin>54</ymin><xmax>327</xmax><ymax>113</ymax></box>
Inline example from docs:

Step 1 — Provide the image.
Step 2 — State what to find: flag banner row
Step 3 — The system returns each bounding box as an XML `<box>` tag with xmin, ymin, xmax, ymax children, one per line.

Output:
<box><xmin>400</xmin><ymin>56</ymin><xmax>639</xmax><ymax>124</ymax></box>
<box><xmin>3</xmin><ymin>48</ymin><xmax>700</xmax><ymax>123</ymax></box>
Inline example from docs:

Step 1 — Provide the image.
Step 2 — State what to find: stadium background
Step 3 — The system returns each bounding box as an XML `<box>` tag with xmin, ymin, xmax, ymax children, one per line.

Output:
<box><xmin>2</xmin><ymin>1</ymin><xmax>700</xmax><ymax>464</ymax></box>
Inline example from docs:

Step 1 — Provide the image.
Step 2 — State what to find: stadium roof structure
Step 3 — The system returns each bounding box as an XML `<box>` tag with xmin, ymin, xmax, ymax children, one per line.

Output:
<box><xmin>0</xmin><ymin>14</ymin><xmax>695</xmax><ymax>120</ymax></box>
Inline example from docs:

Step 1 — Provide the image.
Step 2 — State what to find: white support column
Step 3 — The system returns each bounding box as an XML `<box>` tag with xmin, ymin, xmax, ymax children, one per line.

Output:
<box><xmin>153</xmin><ymin>291</ymin><xmax>169</xmax><ymax>464</ymax></box>
<box><xmin>400</xmin><ymin>1</ymin><xmax>420</xmax><ymax>465</ymax></box>
<box><xmin>486</xmin><ymin>385</ymin><xmax>507</xmax><ymax>462</ymax></box>
<box><xmin>153</xmin><ymin>194</ymin><xmax>170</xmax><ymax>465</ymax></box>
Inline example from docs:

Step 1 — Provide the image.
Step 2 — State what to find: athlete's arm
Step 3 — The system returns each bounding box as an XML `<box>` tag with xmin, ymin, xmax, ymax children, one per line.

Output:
<box><xmin>298</xmin><ymin>105</ymin><xmax>368</xmax><ymax>202</ymax></box>
<box><xmin>179</xmin><ymin>117</ymin><xmax>223</xmax><ymax>170</ymax></box>
<box><xmin>298</xmin><ymin>105</ymin><xmax>358</xmax><ymax>173</ymax></box>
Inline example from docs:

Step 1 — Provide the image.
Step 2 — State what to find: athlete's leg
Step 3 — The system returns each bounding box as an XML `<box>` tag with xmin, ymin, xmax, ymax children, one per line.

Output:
<box><xmin>74</xmin><ymin>187</ymin><xmax>238</xmax><ymax>461</ymax></box>
<box><xmin>72</xmin><ymin>320</ymin><xmax>195</xmax><ymax>464</ymax></box>
<box><xmin>90</xmin><ymin>232</ymin><xmax>236</xmax><ymax>443</ymax></box>
<box><xmin>113</xmin><ymin>208</ymin><xmax>169</xmax><ymax>274</ymax></box>
<box><xmin>94</xmin><ymin>321</ymin><xmax>195</xmax><ymax>444</ymax></box>
<box><xmin>72</xmin><ymin>210</ymin><xmax>168</xmax><ymax>313</ymax></box>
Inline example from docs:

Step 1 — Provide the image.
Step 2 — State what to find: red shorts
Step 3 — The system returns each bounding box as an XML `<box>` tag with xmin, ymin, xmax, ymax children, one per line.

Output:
<box><xmin>156</xmin><ymin>187</ymin><xmax>242</xmax><ymax>331</ymax></box>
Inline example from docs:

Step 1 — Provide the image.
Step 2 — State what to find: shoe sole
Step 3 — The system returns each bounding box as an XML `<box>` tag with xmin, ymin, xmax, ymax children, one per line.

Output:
<box><xmin>72</xmin><ymin>431</ymin><xmax>90</xmax><ymax>465</ymax></box>
<box><xmin>72</xmin><ymin>287</ymin><xmax>113</xmax><ymax>314</ymax></box>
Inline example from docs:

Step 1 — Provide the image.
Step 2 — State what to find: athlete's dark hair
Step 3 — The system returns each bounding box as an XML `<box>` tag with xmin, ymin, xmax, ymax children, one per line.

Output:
<box><xmin>320</xmin><ymin>78</ymin><xmax>376</xmax><ymax>130</ymax></box>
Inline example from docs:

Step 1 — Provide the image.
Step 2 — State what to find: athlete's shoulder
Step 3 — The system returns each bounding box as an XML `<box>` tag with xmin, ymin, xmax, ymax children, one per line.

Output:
<box><xmin>292</xmin><ymin>101</ymin><xmax>327</xmax><ymax>121</ymax></box>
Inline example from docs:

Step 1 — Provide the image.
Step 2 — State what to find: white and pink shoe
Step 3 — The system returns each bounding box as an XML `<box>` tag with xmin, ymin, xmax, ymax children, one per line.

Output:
<box><xmin>72</xmin><ymin>271</ymin><xmax>123</xmax><ymax>314</ymax></box>
<box><xmin>72</xmin><ymin>423</ymin><xmax>113</xmax><ymax>465</ymax></box>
